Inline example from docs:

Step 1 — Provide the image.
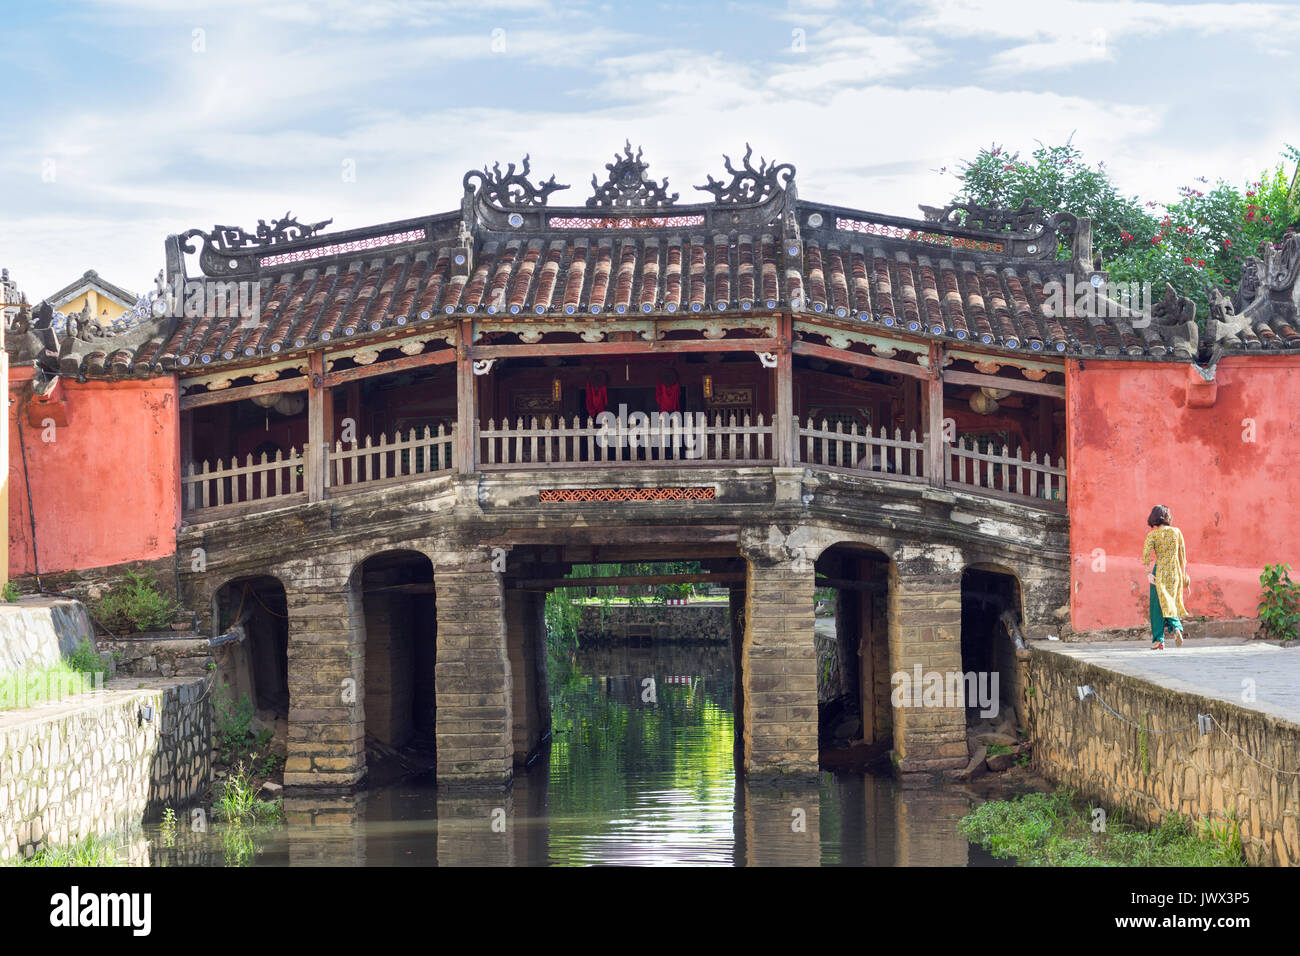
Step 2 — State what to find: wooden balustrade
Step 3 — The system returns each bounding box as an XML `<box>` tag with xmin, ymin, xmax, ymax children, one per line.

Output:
<box><xmin>182</xmin><ymin>448</ymin><xmax>308</xmax><ymax>514</ymax></box>
<box><xmin>794</xmin><ymin>418</ymin><xmax>927</xmax><ymax>481</ymax></box>
<box><xmin>945</xmin><ymin>437</ymin><xmax>1067</xmax><ymax>506</ymax></box>
<box><xmin>183</xmin><ymin>417</ymin><xmax>1066</xmax><ymax>516</ymax></box>
<box><xmin>328</xmin><ymin>426</ymin><xmax>456</xmax><ymax>491</ymax></box>
<box><xmin>478</xmin><ymin>412</ymin><xmax>774</xmax><ymax>468</ymax></box>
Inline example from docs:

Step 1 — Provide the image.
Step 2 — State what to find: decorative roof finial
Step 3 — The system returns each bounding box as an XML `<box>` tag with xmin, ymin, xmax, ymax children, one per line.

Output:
<box><xmin>694</xmin><ymin>144</ymin><xmax>795</xmax><ymax>205</ymax></box>
<box><xmin>463</xmin><ymin>154</ymin><xmax>569</xmax><ymax>207</ymax></box>
<box><xmin>587</xmin><ymin>141</ymin><xmax>677</xmax><ymax>209</ymax></box>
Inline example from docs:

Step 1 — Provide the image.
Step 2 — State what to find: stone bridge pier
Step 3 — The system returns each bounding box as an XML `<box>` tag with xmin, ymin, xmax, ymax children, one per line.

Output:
<box><xmin>277</xmin><ymin>554</ymin><xmax>367</xmax><ymax>790</ymax></box>
<box><xmin>430</xmin><ymin>546</ymin><xmax>514</xmax><ymax>787</ymax></box>
<box><xmin>888</xmin><ymin>545</ymin><xmax>968</xmax><ymax>772</ymax></box>
<box><xmin>739</xmin><ymin>539</ymin><xmax>818</xmax><ymax>779</ymax></box>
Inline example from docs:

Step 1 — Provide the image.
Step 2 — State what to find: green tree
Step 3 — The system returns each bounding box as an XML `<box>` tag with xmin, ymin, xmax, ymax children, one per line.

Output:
<box><xmin>946</xmin><ymin>139</ymin><xmax>1299</xmax><ymax>321</ymax></box>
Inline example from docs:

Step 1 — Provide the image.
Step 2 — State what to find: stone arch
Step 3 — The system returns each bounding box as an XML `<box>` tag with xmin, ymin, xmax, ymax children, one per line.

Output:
<box><xmin>349</xmin><ymin>549</ymin><xmax>438</xmax><ymax>763</ymax></box>
<box><xmin>812</xmin><ymin>540</ymin><xmax>895</xmax><ymax>755</ymax></box>
<box><xmin>960</xmin><ymin>562</ymin><xmax>1024</xmax><ymax>732</ymax></box>
<box><xmin>210</xmin><ymin>571</ymin><xmax>291</xmax><ymax>731</ymax></box>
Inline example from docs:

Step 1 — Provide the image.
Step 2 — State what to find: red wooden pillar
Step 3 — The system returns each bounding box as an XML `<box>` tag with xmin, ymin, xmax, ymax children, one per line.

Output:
<box><xmin>926</xmin><ymin>342</ymin><xmax>946</xmax><ymax>486</ymax></box>
<box><xmin>307</xmin><ymin>351</ymin><xmax>327</xmax><ymax>501</ymax></box>
<box><xmin>775</xmin><ymin>314</ymin><xmax>794</xmax><ymax>467</ymax></box>
<box><xmin>457</xmin><ymin>318</ymin><xmax>477</xmax><ymax>473</ymax></box>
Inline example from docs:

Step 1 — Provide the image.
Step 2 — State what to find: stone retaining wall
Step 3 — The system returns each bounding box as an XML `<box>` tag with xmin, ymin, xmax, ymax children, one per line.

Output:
<box><xmin>574</xmin><ymin>602</ymin><xmax>730</xmax><ymax>643</ymax></box>
<box><xmin>100</xmin><ymin>636</ymin><xmax>213</xmax><ymax>679</ymax></box>
<box><xmin>0</xmin><ymin>599</ymin><xmax>95</xmax><ymax>677</ymax></box>
<box><xmin>1025</xmin><ymin>646</ymin><xmax>1299</xmax><ymax>866</ymax></box>
<box><xmin>0</xmin><ymin>677</ymin><xmax>211</xmax><ymax>861</ymax></box>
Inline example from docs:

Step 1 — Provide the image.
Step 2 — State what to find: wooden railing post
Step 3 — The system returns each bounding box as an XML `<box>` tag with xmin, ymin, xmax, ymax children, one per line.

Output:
<box><xmin>926</xmin><ymin>342</ymin><xmax>946</xmax><ymax>487</ymax></box>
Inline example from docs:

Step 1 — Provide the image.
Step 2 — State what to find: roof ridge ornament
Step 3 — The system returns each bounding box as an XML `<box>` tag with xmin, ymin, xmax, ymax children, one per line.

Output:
<box><xmin>918</xmin><ymin>198</ymin><xmax>1076</xmax><ymax>240</ymax></box>
<box><xmin>588</xmin><ymin>141</ymin><xmax>677</xmax><ymax>209</ymax></box>
<box><xmin>694</xmin><ymin>144</ymin><xmax>795</xmax><ymax>205</ymax></box>
<box><xmin>463</xmin><ymin>154</ymin><xmax>569</xmax><ymax>207</ymax></box>
<box><xmin>180</xmin><ymin>212</ymin><xmax>333</xmax><ymax>256</ymax></box>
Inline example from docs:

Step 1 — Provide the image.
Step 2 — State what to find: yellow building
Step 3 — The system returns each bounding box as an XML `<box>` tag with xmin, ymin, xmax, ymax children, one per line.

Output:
<box><xmin>46</xmin><ymin>270</ymin><xmax>137</xmax><ymax>329</ymax></box>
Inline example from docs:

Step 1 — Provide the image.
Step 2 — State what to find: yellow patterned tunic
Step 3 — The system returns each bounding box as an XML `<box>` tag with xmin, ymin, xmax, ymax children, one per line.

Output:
<box><xmin>1142</xmin><ymin>525</ymin><xmax>1189</xmax><ymax>618</ymax></box>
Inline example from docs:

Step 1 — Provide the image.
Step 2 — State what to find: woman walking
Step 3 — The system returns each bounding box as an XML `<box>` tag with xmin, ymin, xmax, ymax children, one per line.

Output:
<box><xmin>1142</xmin><ymin>505</ymin><xmax>1190</xmax><ymax>649</ymax></box>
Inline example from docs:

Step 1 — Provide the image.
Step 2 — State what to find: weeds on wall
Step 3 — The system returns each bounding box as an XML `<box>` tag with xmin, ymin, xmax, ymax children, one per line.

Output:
<box><xmin>92</xmin><ymin>569</ymin><xmax>177</xmax><ymax>634</ymax></box>
<box><xmin>213</xmin><ymin>692</ymin><xmax>283</xmax><ymax>777</ymax></box>
<box><xmin>9</xmin><ymin>834</ymin><xmax>124</xmax><ymax>867</ymax></box>
<box><xmin>0</xmin><ymin>639</ymin><xmax>106</xmax><ymax>711</ymax></box>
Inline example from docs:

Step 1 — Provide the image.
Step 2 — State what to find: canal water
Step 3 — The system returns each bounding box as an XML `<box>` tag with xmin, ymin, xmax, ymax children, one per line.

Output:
<box><xmin>146</xmin><ymin>643</ymin><xmax>1013</xmax><ymax>866</ymax></box>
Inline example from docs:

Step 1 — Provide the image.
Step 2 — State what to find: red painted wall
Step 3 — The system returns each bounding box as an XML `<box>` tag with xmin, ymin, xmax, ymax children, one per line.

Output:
<box><xmin>8</xmin><ymin>369</ymin><xmax>180</xmax><ymax>575</ymax></box>
<box><xmin>1067</xmin><ymin>356</ymin><xmax>1300</xmax><ymax>631</ymax></box>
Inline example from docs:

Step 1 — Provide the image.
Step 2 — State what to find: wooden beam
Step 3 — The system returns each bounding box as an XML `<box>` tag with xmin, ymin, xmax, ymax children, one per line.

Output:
<box><xmin>322</xmin><ymin>347</ymin><xmax>456</xmax><ymax>387</ymax></box>
<box><xmin>559</xmin><ymin>543</ymin><xmax>740</xmax><ymax>562</ymax></box>
<box><xmin>514</xmin><ymin>572</ymin><xmax>745</xmax><ymax>590</ymax></box>
<box><xmin>468</xmin><ymin>337</ymin><xmax>784</xmax><ymax>360</ymax></box>
<box><xmin>815</xmin><ymin>574</ymin><xmax>888</xmax><ymax>593</ymax></box>
<box><xmin>791</xmin><ymin>339</ymin><xmax>929</xmax><ymax>380</ymax></box>
<box><xmin>483</xmin><ymin>525</ymin><xmax>739</xmax><ymax>547</ymax></box>
<box><xmin>942</xmin><ymin>369</ymin><xmax>1065</xmax><ymax>399</ymax></box>
<box><xmin>179</xmin><ymin>376</ymin><xmax>307</xmax><ymax>411</ymax></box>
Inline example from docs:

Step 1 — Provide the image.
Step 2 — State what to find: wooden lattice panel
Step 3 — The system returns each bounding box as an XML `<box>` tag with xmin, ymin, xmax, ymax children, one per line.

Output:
<box><xmin>538</xmin><ymin>487</ymin><xmax>716</xmax><ymax>503</ymax></box>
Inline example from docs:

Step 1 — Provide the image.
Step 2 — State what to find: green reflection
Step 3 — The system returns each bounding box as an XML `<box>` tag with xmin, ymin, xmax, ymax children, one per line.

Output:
<box><xmin>543</xmin><ymin>646</ymin><xmax>737</xmax><ymax>865</ymax></box>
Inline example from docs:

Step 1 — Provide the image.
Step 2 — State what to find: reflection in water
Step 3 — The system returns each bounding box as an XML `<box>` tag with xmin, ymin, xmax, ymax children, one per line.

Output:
<box><xmin>146</xmin><ymin>642</ymin><xmax>1013</xmax><ymax>866</ymax></box>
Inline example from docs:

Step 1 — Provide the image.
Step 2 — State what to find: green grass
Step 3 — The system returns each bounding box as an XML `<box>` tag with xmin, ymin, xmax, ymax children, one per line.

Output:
<box><xmin>0</xmin><ymin>641</ymin><xmax>107</xmax><ymax>711</ymax></box>
<box><xmin>960</xmin><ymin>789</ymin><xmax>1245</xmax><ymax>867</ymax></box>
<box><xmin>214</xmin><ymin>763</ymin><xmax>283</xmax><ymax>825</ymax></box>
<box><xmin>10</xmin><ymin>834</ymin><xmax>123</xmax><ymax>867</ymax></box>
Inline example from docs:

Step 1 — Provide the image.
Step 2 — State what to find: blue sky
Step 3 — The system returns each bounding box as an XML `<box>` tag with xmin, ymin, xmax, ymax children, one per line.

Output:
<box><xmin>2</xmin><ymin>0</ymin><xmax>1297</xmax><ymax>303</ymax></box>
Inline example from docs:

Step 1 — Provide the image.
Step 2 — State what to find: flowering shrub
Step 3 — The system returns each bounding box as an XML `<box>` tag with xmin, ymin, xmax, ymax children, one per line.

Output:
<box><xmin>948</xmin><ymin>139</ymin><xmax>1299</xmax><ymax>321</ymax></box>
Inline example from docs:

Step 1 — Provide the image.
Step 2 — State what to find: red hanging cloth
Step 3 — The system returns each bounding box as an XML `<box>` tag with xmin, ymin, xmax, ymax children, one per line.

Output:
<box><xmin>655</xmin><ymin>381</ymin><xmax>681</xmax><ymax>413</ymax></box>
<box><xmin>585</xmin><ymin>384</ymin><xmax>608</xmax><ymax>418</ymax></box>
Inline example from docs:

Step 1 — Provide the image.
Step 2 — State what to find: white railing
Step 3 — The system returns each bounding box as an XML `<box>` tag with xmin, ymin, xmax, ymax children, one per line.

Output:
<box><xmin>183</xmin><ymin>417</ymin><xmax>1066</xmax><ymax>516</ymax></box>
<box><xmin>183</xmin><ymin>448</ymin><xmax>308</xmax><ymax>513</ymax></box>
<box><xmin>328</xmin><ymin>426</ymin><xmax>456</xmax><ymax>491</ymax></box>
<box><xmin>795</xmin><ymin>419</ymin><xmax>926</xmax><ymax>481</ymax></box>
<box><xmin>946</xmin><ymin>438</ymin><xmax>1066</xmax><ymax>505</ymax></box>
<box><xmin>478</xmin><ymin>413</ymin><xmax>775</xmax><ymax>468</ymax></box>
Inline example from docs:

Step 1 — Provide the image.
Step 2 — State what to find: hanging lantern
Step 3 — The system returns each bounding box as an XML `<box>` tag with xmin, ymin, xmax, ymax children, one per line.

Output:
<box><xmin>273</xmin><ymin>393</ymin><xmax>305</xmax><ymax>416</ymax></box>
<box><xmin>251</xmin><ymin>393</ymin><xmax>279</xmax><ymax>409</ymax></box>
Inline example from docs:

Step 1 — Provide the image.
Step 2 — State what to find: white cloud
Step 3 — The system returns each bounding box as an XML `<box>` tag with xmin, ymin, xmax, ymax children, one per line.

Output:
<box><xmin>4</xmin><ymin>0</ymin><xmax>1299</xmax><ymax>300</ymax></box>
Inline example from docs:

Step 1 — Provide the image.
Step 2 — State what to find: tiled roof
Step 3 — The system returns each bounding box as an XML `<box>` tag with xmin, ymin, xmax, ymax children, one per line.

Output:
<box><xmin>1207</xmin><ymin>232</ymin><xmax>1300</xmax><ymax>352</ymax></box>
<box><xmin>10</xmin><ymin>146</ymin><xmax>1218</xmax><ymax>379</ymax></box>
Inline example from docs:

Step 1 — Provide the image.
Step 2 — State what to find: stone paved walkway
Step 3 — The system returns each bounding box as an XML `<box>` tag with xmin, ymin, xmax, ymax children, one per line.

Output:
<box><xmin>1039</xmin><ymin>638</ymin><xmax>1300</xmax><ymax>725</ymax></box>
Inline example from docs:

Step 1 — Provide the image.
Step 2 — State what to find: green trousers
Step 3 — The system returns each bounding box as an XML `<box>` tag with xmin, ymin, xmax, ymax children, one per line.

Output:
<box><xmin>1149</xmin><ymin>567</ymin><xmax>1183</xmax><ymax>644</ymax></box>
